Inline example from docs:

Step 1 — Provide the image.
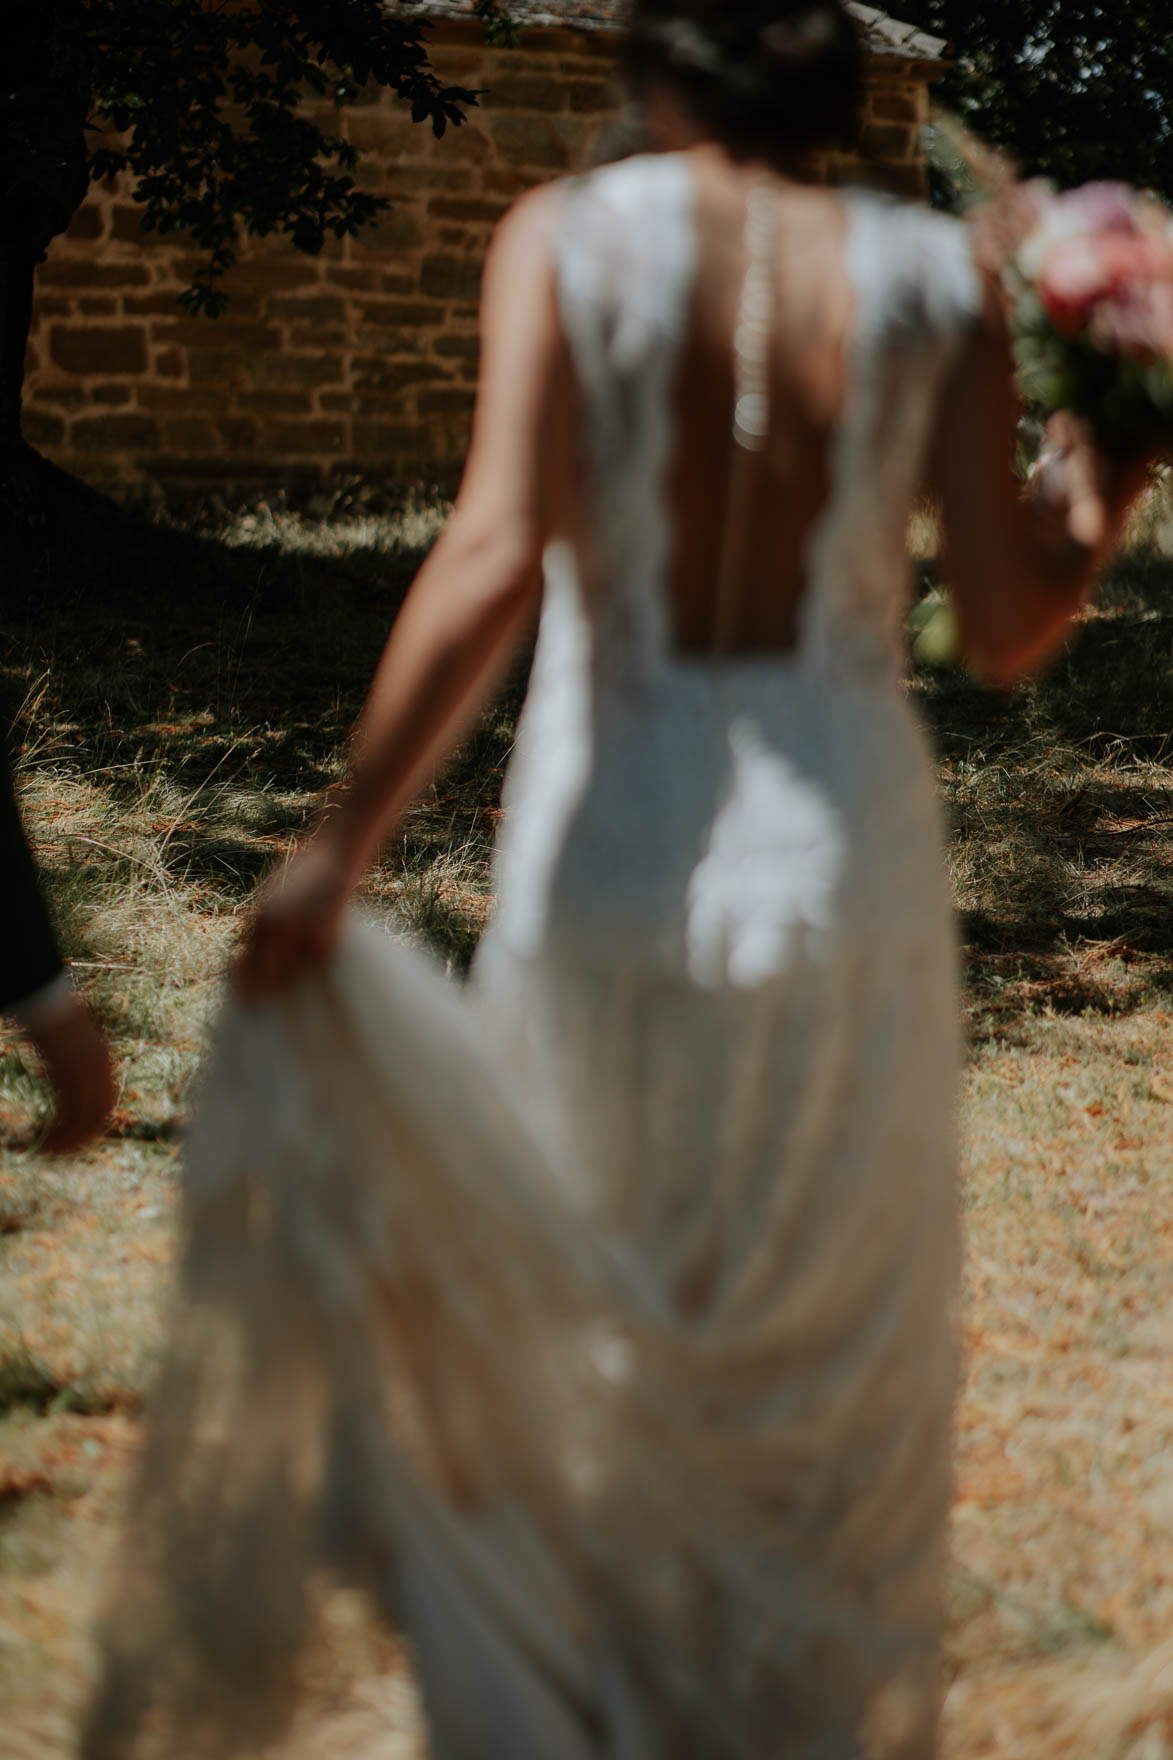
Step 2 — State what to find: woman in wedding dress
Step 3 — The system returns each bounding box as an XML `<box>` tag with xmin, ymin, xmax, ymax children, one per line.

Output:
<box><xmin>85</xmin><ymin>4</ymin><xmax>1151</xmax><ymax>1758</ymax></box>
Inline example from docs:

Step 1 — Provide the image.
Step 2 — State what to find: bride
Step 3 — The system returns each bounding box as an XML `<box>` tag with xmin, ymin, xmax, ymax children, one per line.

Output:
<box><xmin>85</xmin><ymin>3</ymin><xmax>1150</xmax><ymax>1756</ymax></box>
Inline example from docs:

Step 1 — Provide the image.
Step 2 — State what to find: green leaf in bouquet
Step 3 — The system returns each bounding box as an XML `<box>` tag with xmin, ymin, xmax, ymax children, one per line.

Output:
<box><xmin>1010</xmin><ymin>290</ymin><xmax>1048</xmax><ymax>337</ymax></box>
<box><xmin>1144</xmin><ymin>359</ymin><xmax>1173</xmax><ymax>415</ymax></box>
<box><xmin>909</xmin><ymin>592</ymin><xmax>961</xmax><ymax>669</ymax></box>
<box><xmin>1051</xmin><ymin>370</ymin><xmax>1080</xmax><ymax>409</ymax></box>
<box><xmin>1019</xmin><ymin>315</ymin><xmax>1173</xmax><ymax>453</ymax></box>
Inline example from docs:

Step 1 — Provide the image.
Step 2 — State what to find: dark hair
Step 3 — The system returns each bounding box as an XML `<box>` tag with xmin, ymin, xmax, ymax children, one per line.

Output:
<box><xmin>624</xmin><ymin>0</ymin><xmax>864</xmax><ymax>160</ymax></box>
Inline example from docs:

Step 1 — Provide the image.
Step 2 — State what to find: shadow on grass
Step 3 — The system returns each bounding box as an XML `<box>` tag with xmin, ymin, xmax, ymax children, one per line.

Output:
<box><xmin>916</xmin><ymin>549</ymin><xmax>1173</xmax><ymax>1042</ymax></box>
<box><xmin>3</xmin><ymin>486</ymin><xmax>526</xmax><ymax>971</ymax></box>
<box><xmin>9</xmin><ymin>484</ymin><xmax>1173</xmax><ymax>1022</ymax></box>
<box><xmin>4</xmin><ymin>494</ymin><xmax>426</xmax><ymax>796</ymax></box>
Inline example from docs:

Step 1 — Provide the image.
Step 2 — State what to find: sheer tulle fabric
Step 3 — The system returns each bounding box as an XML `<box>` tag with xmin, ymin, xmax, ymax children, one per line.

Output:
<box><xmin>84</xmin><ymin>921</ymin><xmax>954</xmax><ymax>1760</ymax></box>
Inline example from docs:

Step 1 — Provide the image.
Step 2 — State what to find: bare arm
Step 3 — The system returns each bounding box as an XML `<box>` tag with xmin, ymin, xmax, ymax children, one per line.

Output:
<box><xmin>236</xmin><ymin>184</ymin><xmax>576</xmax><ymax>995</ymax></box>
<box><xmin>928</xmin><ymin>273</ymin><xmax>1152</xmax><ymax>687</ymax></box>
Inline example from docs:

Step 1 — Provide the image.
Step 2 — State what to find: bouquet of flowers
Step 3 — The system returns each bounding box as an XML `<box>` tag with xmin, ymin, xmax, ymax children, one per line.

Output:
<box><xmin>1003</xmin><ymin>180</ymin><xmax>1173</xmax><ymax>455</ymax></box>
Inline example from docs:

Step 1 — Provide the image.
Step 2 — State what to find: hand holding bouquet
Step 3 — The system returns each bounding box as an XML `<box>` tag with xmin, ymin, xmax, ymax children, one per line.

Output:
<box><xmin>912</xmin><ymin>171</ymin><xmax>1168</xmax><ymax>671</ymax></box>
<box><xmin>997</xmin><ymin>180</ymin><xmax>1173</xmax><ymax>456</ymax></box>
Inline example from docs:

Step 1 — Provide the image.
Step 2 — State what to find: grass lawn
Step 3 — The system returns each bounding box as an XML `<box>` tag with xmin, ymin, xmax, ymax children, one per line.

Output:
<box><xmin>2</xmin><ymin>485</ymin><xmax>1173</xmax><ymax>1759</ymax></box>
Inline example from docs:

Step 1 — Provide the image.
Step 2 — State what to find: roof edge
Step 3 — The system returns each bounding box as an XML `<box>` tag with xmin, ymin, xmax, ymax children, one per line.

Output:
<box><xmin>845</xmin><ymin>4</ymin><xmax>948</xmax><ymax>62</ymax></box>
<box><xmin>405</xmin><ymin>3</ymin><xmax>950</xmax><ymax>62</ymax></box>
<box><xmin>406</xmin><ymin>2</ymin><xmax>622</xmax><ymax>33</ymax></box>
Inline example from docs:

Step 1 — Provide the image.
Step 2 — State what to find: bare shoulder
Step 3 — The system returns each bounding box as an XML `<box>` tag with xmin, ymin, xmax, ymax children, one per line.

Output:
<box><xmin>852</xmin><ymin>193</ymin><xmax>986</xmax><ymax>338</ymax></box>
<box><xmin>485</xmin><ymin>180</ymin><xmax>565</xmax><ymax>275</ymax></box>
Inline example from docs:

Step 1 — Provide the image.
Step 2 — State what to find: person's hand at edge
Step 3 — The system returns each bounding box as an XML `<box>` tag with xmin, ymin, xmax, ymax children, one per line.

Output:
<box><xmin>25</xmin><ymin>996</ymin><xmax>117</xmax><ymax>1156</ymax></box>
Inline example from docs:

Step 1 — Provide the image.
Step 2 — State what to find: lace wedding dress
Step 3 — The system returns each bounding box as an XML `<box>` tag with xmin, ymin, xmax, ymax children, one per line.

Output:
<box><xmin>85</xmin><ymin>156</ymin><xmax>982</xmax><ymax>1760</ymax></box>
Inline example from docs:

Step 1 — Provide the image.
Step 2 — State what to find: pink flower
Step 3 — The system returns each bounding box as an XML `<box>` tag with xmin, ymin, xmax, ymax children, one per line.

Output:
<box><xmin>1038</xmin><ymin>232</ymin><xmax>1173</xmax><ymax>336</ymax></box>
<box><xmin>1090</xmin><ymin>279</ymin><xmax>1173</xmax><ymax>360</ymax></box>
<box><xmin>1048</xmin><ymin>181</ymin><xmax>1141</xmax><ymax>235</ymax></box>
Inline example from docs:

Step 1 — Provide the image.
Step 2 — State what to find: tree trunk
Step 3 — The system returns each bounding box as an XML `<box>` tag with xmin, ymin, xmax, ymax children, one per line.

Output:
<box><xmin>0</xmin><ymin>250</ymin><xmax>37</xmax><ymax>461</ymax></box>
<box><xmin>1</xmin><ymin>4</ymin><xmax>94</xmax><ymax>520</ymax></box>
<box><xmin>0</xmin><ymin>240</ymin><xmax>109</xmax><ymax>538</ymax></box>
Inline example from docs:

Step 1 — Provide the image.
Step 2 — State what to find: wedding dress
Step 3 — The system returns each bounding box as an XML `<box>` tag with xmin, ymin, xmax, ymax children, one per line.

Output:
<box><xmin>85</xmin><ymin>156</ymin><xmax>983</xmax><ymax>1760</ymax></box>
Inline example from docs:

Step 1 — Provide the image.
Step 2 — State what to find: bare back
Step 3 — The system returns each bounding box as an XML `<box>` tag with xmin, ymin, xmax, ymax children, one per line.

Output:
<box><xmin>554</xmin><ymin>149</ymin><xmax>984</xmax><ymax>683</ymax></box>
<box><xmin>666</xmin><ymin>151</ymin><xmax>853</xmax><ymax>654</ymax></box>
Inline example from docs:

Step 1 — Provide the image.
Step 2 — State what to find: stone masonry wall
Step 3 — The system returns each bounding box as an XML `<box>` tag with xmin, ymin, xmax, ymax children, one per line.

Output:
<box><xmin>22</xmin><ymin>23</ymin><xmax>936</xmax><ymax>495</ymax></box>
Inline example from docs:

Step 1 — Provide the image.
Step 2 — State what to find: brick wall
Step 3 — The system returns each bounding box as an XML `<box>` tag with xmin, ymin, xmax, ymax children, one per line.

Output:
<box><xmin>23</xmin><ymin>23</ymin><xmax>937</xmax><ymax>495</ymax></box>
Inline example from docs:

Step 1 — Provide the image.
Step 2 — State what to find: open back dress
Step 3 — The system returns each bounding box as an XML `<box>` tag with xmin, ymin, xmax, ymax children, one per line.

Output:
<box><xmin>85</xmin><ymin>154</ymin><xmax>983</xmax><ymax>1760</ymax></box>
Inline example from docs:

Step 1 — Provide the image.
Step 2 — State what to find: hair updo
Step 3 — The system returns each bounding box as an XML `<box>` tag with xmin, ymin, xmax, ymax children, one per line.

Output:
<box><xmin>624</xmin><ymin>0</ymin><xmax>864</xmax><ymax>160</ymax></box>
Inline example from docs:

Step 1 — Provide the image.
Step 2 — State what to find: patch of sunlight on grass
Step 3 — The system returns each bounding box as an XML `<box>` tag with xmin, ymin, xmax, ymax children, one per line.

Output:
<box><xmin>943</xmin><ymin>1007</ymin><xmax>1173</xmax><ymax>1758</ymax></box>
<box><xmin>1123</xmin><ymin>464</ymin><xmax>1173</xmax><ymax>556</ymax></box>
<box><xmin>908</xmin><ymin>501</ymin><xmax>942</xmax><ymax>562</ymax></box>
<box><xmin>212</xmin><ymin>496</ymin><xmax>449</xmax><ymax>562</ymax></box>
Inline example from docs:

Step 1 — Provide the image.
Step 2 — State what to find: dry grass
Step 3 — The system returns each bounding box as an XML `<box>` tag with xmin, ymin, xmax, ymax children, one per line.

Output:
<box><xmin>911</xmin><ymin>474</ymin><xmax>1173</xmax><ymax>1757</ymax></box>
<box><xmin>0</xmin><ymin>486</ymin><xmax>493</xmax><ymax>1758</ymax></box>
<box><xmin>944</xmin><ymin>1007</ymin><xmax>1173</xmax><ymax>1758</ymax></box>
<box><xmin>2</xmin><ymin>486</ymin><xmax>1173</xmax><ymax>1757</ymax></box>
